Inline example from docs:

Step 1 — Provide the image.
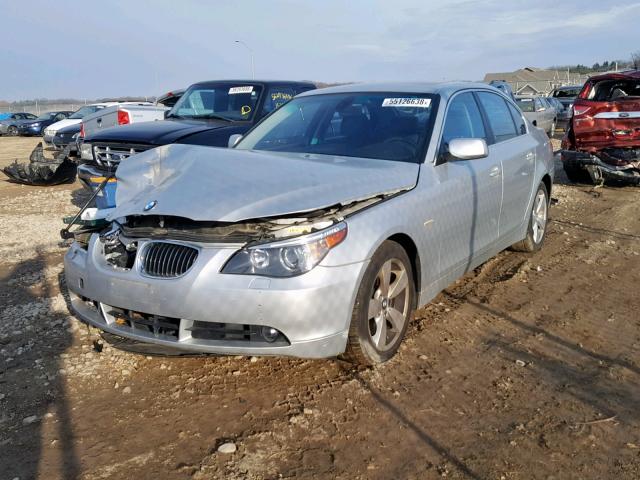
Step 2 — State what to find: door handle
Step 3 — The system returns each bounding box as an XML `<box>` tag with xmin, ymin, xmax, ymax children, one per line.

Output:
<box><xmin>489</xmin><ymin>166</ymin><xmax>501</xmax><ymax>177</ymax></box>
<box><xmin>525</xmin><ymin>152</ymin><xmax>534</xmax><ymax>160</ymax></box>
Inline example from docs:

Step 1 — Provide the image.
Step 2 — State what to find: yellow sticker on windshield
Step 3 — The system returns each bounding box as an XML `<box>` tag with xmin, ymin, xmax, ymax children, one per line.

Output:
<box><xmin>241</xmin><ymin>105</ymin><xmax>252</xmax><ymax>115</ymax></box>
<box><xmin>382</xmin><ymin>98</ymin><xmax>431</xmax><ymax>108</ymax></box>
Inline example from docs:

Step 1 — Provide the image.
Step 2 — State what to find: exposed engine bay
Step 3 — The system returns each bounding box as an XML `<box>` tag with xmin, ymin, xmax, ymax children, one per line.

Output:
<box><xmin>71</xmin><ymin>192</ymin><xmax>399</xmax><ymax>270</ymax></box>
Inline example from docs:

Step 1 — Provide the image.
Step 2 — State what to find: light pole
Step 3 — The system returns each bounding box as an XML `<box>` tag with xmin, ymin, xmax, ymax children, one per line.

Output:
<box><xmin>235</xmin><ymin>40</ymin><xmax>255</xmax><ymax>79</ymax></box>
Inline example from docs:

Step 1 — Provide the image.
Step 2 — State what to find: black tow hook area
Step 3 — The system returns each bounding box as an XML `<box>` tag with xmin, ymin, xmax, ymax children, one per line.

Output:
<box><xmin>560</xmin><ymin>149</ymin><xmax>640</xmax><ymax>185</ymax></box>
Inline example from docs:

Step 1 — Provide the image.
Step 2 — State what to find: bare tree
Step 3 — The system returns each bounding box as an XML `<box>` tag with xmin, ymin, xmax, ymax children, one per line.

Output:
<box><xmin>631</xmin><ymin>51</ymin><xmax>640</xmax><ymax>70</ymax></box>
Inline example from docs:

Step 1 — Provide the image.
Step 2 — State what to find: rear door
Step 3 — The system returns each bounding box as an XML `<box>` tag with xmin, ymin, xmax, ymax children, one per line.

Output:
<box><xmin>477</xmin><ymin>92</ymin><xmax>536</xmax><ymax>238</ymax></box>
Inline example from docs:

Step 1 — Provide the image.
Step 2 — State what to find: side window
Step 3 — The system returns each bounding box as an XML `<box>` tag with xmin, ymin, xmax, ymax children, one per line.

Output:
<box><xmin>441</xmin><ymin>92</ymin><xmax>486</xmax><ymax>149</ymax></box>
<box><xmin>262</xmin><ymin>86</ymin><xmax>295</xmax><ymax>116</ymax></box>
<box><xmin>507</xmin><ymin>103</ymin><xmax>526</xmax><ymax>135</ymax></box>
<box><xmin>477</xmin><ymin>92</ymin><xmax>518</xmax><ymax>143</ymax></box>
<box><xmin>55</xmin><ymin>113</ymin><xmax>66</xmax><ymax>121</ymax></box>
<box><xmin>534</xmin><ymin>98</ymin><xmax>542</xmax><ymax>110</ymax></box>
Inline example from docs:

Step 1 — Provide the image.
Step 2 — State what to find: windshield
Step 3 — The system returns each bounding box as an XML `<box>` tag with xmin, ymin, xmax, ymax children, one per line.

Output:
<box><xmin>168</xmin><ymin>83</ymin><xmax>263</xmax><ymax>121</ymax></box>
<box><xmin>236</xmin><ymin>93</ymin><xmax>437</xmax><ymax>163</ymax></box>
<box><xmin>69</xmin><ymin>105</ymin><xmax>101</xmax><ymax>119</ymax></box>
<box><xmin>515</xmin><ymin>98</ymin><xmax>535</xmax><ymax>112</ymax></box>
<box><xmin>553</xmin><ymin>87</ymin><xmax>581</xmax><ymax>98</ymax></box>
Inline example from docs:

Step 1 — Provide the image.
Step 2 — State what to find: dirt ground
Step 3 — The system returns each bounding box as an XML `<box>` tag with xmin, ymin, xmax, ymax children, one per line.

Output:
<box><xmin>1</xmin><ymin>136</ymin><xmax>639</xmax><ymax>480</ymax></box>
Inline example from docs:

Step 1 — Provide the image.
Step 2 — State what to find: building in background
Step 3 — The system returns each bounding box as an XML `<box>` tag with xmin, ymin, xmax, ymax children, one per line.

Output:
<box><xmin>483</xmin><ymin>67</ymin><xmax>589</xmax><ymax>96</ymax></box>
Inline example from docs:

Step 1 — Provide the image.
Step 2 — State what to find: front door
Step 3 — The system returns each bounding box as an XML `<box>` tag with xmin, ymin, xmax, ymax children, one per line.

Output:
<box><xmin>433</xmin><ymin>91</ymin><xmax>502</xmax><ymax>276</ymax></box>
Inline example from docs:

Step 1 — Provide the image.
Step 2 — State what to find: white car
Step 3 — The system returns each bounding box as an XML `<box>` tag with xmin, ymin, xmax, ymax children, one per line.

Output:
<box><xmin>43</xmin><ymin>102</ymin><xmax>157</xmax><ymax>145</ymax></box>
<box><xmin>81</xmin><ymin>103</ymin><xmax>167</xmax><ymax>139</ymax></box>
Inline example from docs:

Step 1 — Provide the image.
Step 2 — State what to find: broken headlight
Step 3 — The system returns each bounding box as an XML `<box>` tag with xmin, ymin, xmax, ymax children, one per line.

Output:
<box><xmin>222</xmin><ymin>222</ymin><xmax>347</xmax><ymax>277</ymax></box>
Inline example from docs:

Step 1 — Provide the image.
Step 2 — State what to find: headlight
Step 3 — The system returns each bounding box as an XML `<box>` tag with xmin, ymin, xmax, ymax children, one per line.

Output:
<box><xmin>222</xmin><ymin>222</ymin><xmax>347</xmax><ymax>277</ymax></box>
<box><xmin>32</xmin><ymin>122</ymin><xmax>40</xmax><ymax>127</ymax></box>
<box><xmin>80</xmin><ymin>143</ymin><xmax>93</xmax><ymax>160</ymax></box>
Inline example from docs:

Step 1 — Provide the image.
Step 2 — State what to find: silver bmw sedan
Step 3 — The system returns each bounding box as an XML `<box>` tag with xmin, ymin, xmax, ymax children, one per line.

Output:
<box><xmin>64</xmin><ymin>82</ymin><xmax>554</xmax><ymax>365</ymax></box>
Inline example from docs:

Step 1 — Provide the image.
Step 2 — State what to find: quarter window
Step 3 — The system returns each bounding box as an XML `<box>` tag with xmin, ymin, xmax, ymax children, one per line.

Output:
<box><xmin>477</xmin><ymin>92</ymin><xmax>518</xmax><ymax>143</ymax></box>
<box><xmin>441</xmin><ymin>92</ymin><xmax>486</xmax><ymax>148</ymax></box>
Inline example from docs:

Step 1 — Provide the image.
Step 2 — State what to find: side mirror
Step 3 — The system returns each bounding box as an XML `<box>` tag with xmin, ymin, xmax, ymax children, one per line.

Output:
<box><xmin>447</xmin><ymin>138</ymin><xmax>489</xmax><ymax>160</ymax></box>
<box><xmin>537</xmin><ymin>107</ymin><xmax>546</xmax><ymax>112</ymax></box>
<box><xmin>164</xmin><ymin>110</ymin><xmax>170</xmax><ymax>119</ymax></box>
<box><xmin>228</xmin><ymin>134</ymin><xmax>242</xmax><ymax>148</ymax></box>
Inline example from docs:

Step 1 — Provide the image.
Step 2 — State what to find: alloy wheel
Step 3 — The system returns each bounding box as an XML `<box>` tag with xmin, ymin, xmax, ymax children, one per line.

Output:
<box><xmin>531</xmin><ymin>189</ymin><xmax>548</xmax><ymax>244</ymax></box>
<box><xmin>367</xmin><ymin>258</ymin><xmax>410</xmax><ymax>351</ymax></box>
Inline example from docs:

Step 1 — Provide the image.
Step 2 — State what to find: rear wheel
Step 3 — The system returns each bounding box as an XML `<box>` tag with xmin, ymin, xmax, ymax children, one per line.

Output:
<box><xmin>512</xmin><ymin>182</ymin><xmax>549</xmax><ymax>252</ymax></box>
<box><xmin>343</xmin><ymin>241</ymin><xmax>415</xmax><ymax>366</ymax></box>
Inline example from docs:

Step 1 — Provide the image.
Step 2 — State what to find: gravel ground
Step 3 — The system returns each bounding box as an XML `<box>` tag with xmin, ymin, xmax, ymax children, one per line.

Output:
<box><xmin>1</xmin><ymin>136</ymin><xmax>639</xmax><ymax>480</ymax></box>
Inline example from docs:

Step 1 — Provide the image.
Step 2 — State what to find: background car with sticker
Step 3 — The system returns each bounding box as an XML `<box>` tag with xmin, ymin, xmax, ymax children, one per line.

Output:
<box><xmin>76</xmin><ymin>80</ymin><xmax>316</xmax><ymax>211</ymax></box>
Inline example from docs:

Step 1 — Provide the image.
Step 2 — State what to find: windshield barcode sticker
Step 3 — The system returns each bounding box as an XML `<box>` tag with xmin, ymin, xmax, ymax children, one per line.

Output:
<box><xmin>229</xmin><ymin>86</ymin><xmax>254</xmax><ymax>95</ymax></box>
<box><xmin>382</xmin><ymin>98</ymin><xmax>431</xmax><ymax>108</ymax></box>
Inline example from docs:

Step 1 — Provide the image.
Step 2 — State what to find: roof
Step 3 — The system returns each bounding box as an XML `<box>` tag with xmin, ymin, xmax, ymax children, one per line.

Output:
<box><xmin>586</xmin><ymin>70</ymin><xmax>640</xmax><ymax>82</ymax></box>
<box><xmin>484</xmin><ymin>68</ymin><xmax>565</xmax><ymax>83</ymax></box>
<box><xmin>190</xmin><ymin>79</ymin><xmax>316</xmax><ymax>87</ymax></box>
<box><xmin>297</xmin><ymin>81</ymin><xmax>505</xmax><ymax>102</ymax></box>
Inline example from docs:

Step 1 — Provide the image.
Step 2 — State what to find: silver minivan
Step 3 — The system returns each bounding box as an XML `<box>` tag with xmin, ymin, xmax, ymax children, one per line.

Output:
<box><xmin>64</xmin><ymin>82</ymin><xmax>554</xmax><ymax>365</ymax></box>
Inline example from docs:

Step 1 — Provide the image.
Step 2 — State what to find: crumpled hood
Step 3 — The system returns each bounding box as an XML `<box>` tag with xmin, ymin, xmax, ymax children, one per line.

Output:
<box><xmin>108</xmin><ymin>144</ymin><xmax>419</xmax><ymax>222</ymax></box>
<box><xmin>85</xmin><ymin>119</ymin><xmax>230</xmax><ymax>145</ymax></box>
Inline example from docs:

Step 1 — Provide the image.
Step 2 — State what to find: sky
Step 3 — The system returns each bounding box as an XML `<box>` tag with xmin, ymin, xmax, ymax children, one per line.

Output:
<box><xmin>2</xmin><ymin>0</ymin><xmax>640</xmax><ymax>100</ymax></box>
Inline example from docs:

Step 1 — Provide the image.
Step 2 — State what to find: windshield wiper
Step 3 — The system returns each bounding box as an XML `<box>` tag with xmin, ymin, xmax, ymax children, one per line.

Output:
<box><xmin>196</xmin><ymin>114</ymin><xmax>233</xmax><ymax>122</ymax></box>
<box><xmin>165</xmin><ymin>113</ymin><xmax>183</xmax><ymax>119</ymax></box>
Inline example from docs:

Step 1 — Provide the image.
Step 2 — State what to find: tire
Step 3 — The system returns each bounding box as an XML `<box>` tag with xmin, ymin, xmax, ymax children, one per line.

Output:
<box><xmin>342</xmin><ymin>241</ymin><xmax>416</xmax><ymax>366</ymax></box>
<box><xmin>7</xmin><ymin>126</ymin><xmax>17</xmax><ymax>136</ymax></box>
<box><xmin>512</xmin><ymin>182</ymin><xmax>549</xmax><ymax>252</ymax></box>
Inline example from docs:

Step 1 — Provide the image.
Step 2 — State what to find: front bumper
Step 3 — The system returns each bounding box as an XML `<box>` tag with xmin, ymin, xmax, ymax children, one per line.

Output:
<box><xmin>561</xmin><ymin>149</ymin><xmax>640</xmax><ymax>184</ymax></box>
<box><xmin>18</xmin><ymin>125</ymin><xmax>42</xmax><ymax>136</ymax></box>
<box><xmin>64</xmin><ymin>237</ymin><xmax>365</xmax><ymax>358</ymax></box>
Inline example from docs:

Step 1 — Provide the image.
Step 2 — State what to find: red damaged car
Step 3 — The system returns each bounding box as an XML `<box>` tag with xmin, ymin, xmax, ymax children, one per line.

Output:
<box><xmin>561</xmin><ymin>70</ymin><xmax>640</xmax><ymax>184</ymax></box>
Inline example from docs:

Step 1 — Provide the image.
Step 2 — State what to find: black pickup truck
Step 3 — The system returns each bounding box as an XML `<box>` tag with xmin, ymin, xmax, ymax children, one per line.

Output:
<box><xmin>78</xmin><ymin>80</ymin><xmax>316</xmax><ymax>207</ymax></box>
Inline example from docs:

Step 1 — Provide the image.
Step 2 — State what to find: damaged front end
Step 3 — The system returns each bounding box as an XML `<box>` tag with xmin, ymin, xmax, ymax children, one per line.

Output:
<box><xmin>560</xmin><ymin>147</ymin><xmax>640</xmax><ymax>185</ymax></box>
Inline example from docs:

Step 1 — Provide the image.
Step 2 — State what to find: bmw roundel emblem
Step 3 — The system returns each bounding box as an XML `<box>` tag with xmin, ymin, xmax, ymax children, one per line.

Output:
<box><xmin>144</xmin><ymin>200</ymin><xmax>158</xmax><ymax>212</ymax></box>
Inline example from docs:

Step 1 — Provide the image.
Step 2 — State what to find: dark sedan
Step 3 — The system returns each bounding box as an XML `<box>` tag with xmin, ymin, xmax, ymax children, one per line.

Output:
<box><xmin>0</xmin><ymin>112</ymin><xmax>38</xmax><ymax>135</ymax></box>
<box><xmin>17</xmin><ymin>111</ymin><xmax>73</xmax><ymax>136</ymax></box>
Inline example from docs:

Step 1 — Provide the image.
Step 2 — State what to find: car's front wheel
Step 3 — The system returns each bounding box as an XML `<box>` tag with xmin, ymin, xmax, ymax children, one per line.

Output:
<box><xmin>343</xmin><ymin>241</ymin><xmax>415</xmax><ymax>365</ymax></box>
<box><xmin>511</xmin><ymin>182</ymin><xmax>549</xmax><ymax>252</ymax></box>
<box><xmin>7</xmin><ymin>126</ymin><xmax>17</xmax><ymax>136</ymax></box>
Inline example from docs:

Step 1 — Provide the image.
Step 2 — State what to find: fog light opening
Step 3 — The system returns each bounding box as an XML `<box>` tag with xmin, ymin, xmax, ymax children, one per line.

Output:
<box><xmin>261</xmin><ymin>326</ymin><xmax>280</xmax><ymax>343</ymax></box>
